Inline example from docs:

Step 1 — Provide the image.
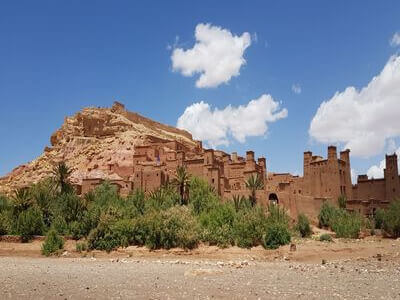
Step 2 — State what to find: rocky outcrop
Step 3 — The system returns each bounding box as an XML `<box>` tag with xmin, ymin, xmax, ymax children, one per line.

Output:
<box><xmin>0</xmin><ymin>102</ymin><xmax>196</xmax><ymax>194</ymax></box>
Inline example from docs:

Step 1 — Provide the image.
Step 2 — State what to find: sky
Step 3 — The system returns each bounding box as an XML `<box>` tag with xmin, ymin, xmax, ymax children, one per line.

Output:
<box><xmin>1</xmin><ymin>1</ymin><xmax>400</xmax><ymax>182</ymax></box>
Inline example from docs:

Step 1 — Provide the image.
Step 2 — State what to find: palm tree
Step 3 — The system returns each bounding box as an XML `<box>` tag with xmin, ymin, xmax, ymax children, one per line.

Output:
<box><xmin>245</xmin><ymin>174</ymin><xmax>264</xmax><ymax>207</ymax></box>
<box><xmin>52</xmin><ymin>161</ymin><xmax>73</xmax><ymax>194</ymax></box>
<box><xmin>172</xmin><ymin>166</ymin><xmax>191</xmax><ymax>205</ymax></box>
<box><xmin>232</xmin><ymin>194</ymin><xmax>250</xmax><ymax>212</ymax></box>
<box><xmin>12</xmin><ymin>187</ymin><xmax>33</xmax><ymax>215</ymax></box>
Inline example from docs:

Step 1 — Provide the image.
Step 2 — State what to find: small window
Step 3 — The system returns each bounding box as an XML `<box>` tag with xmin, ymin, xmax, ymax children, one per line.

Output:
<box><xmin>212</xmin><ymin>178</ymin><xmax>215</xmax><ymax>183</ymax></box>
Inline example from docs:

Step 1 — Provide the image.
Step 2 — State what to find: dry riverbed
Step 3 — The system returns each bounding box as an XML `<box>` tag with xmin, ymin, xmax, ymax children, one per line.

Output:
<box><xmin>1</xmin><ymin>234</ymin><xmax>400</xmax><ymax>299</ymax></box>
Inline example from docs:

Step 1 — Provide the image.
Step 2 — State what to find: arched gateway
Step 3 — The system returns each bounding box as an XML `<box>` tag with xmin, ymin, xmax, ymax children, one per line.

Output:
<box><xmin>268</xmin><ymin>193</ymin><xmax>279</xmax><ymax>205</ymax></box>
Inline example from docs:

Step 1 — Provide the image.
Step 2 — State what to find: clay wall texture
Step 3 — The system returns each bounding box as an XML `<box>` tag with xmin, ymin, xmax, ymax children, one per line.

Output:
<box><xmin>81</xmin><ymin>137</ymin><xmax>267</xmax><ymax>204</ymax></box>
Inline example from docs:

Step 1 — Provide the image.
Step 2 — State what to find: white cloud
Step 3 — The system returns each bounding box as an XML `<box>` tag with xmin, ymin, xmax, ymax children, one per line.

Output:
<box><xmin>366</xmin><ymin>147</ymin><xmax>400</xmax><ymax>179</ymax></box>
<box><xmin>390</xmin><ymin>32</ymin><xmax>400</xmax><ymax>47</ymax></box>
<box><xmin>177</xmin><ymin>94</ymin><xmax>288</xmax><ymax>147</ymax></box>
<box><xmin>292</xmin><ymin>83</ymin><xmax>302</xmax><ymax>94</ymax></box>
<box><xmin>309</xmin><ymin>55</ymin><xmax>400</xmax><ymax>157</ymax></box>
<box><xmin>171</xmin><ymin>23</ymin><xmax>251</xmax><ymax>88</ymax></box>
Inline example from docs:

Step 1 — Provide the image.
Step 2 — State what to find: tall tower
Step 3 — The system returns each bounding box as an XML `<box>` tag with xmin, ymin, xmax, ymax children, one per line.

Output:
<box><xmin>384</xmin><ymin>153</ymin><xmax>400</xmax><ymax>202</ymax></box>
<box><xmin>327</xmin><ymin>146</ymin><xmax>337</xmax><ymax>161</ymax></box>
<box><xmin>340</xmin><ymin>149</ymin><xmax>352</xmax><ymax>200</ymax></box>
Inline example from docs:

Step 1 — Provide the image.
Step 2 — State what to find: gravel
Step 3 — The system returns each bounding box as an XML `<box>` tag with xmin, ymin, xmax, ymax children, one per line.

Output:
<box><xmin>1</xmin><ymin>255</ymin><xmax>400</xmax><ymax>299</ymax></box>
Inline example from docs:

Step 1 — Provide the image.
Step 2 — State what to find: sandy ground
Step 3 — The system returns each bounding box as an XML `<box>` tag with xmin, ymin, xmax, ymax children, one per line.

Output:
<box><xmin>1</xmin><ymin>233</ymin><xmax>400</xmax><ymax>299</ymax></box>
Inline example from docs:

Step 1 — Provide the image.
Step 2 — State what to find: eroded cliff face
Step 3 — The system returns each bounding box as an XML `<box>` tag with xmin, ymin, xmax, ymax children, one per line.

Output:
<box><xmin>0</xmin><ymin>102</ymin><xmax>195</xmax><ymax>194</ymax></box>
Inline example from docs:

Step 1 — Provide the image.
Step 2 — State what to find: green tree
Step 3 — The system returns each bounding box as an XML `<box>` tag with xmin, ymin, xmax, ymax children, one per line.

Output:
<box><xmin>52</xmin><ymin>161</ymin><xmax>73</xmax><ymax>194</ymax></box>
<box><xmin>172</xmin><ymin>166</ymin><xmax>191</xmax><ymax>205</ymax></box>
<box><xmin>245</xmin><ymin>174</ymin><xmax>264</xmax><ymax>207</ymax></box>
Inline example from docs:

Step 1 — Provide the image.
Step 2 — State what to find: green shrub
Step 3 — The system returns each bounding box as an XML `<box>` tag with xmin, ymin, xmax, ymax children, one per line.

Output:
<box><xmin>54</xmin><ymin>192</ymin><xmax>85</xmax><ymax>223</ymax></box>
<box><xmin>76</xmin><ymin>241</ymin><xmax>88</xmax><ymax>253</ymax></box>
<box><xmin>0</xmin><ymin>211</ymin><xmax>13</xmax><ymax>235</ymax></box>
<box><xmin>199</xmin><ymin>203</ymin><xmax>236</xmax><ymax>247</ymax></box>
<box><xmin>68</xmin><ymin>221</ymin><xmax>85</xmax><ymax>240</ymax></box>
<box><xmin>189</xmin><ymin>177</ymin><xmax>219</xmax><ymax>215</ymax></box>
<box><xmin>233</xmin><ymin>208</ymin><xmax>266</xmax><ymax>248</ymax></box>
<box><xmin>146</xmin><ymin>186</ymin><xmax>180</xmax><ymax>211</ymax></box>
<box><xmin>126</xmin><ymin>189</ymin><xmax>146</xmax><ymax>215</ymax></box>
<box><xmin>262</xmin><ymin>222</ymin><xmax>291</xmax><ymax>249</ymax></box>
<box><xmin>87</xmin><ymin>223</ymin><xmax>122</xmax><ymax>253</ymax></box>
<box><xmin>0</xmin><ymin>194</ymin><xmax>11</xmax><ymax>212</ymax></box>
<box><xmin>17</xmin><ymin>207</ymin><xmax>45</xmax><ymax>242</ymax></box>
<box><xmin>88</xmin><ymin>206</ymin><xmax>199</xmax><ymax>251</ymax></box>
<box><xmin>382</xmin><ymin>200</ymin><xmax>400</xmax><ymax>238</ymax></box>
<box><xmin>260</xmin><ymin>205</ymin><xmax>291</xmax><ymax>249</ymax></box>
<box><xmin>139</xmin><ymin>206</ymin><xmax>199</xmax><ymax>250</ymax></box>
<box><xmin>330</xmin><ymin>210</ymin><xmax>362</xmax><ymax>238</ymax></box>
<box><xmin>232</xmin><ymin>195</ymin><xmax>252</xmax><ymax>212</ymax></box>
<box><xmin>296</xmin><ymin>213</ymin><xmax>312</xmax><ymax>238</ymax></box>
<box><xmin>30</xmin><ymin>179</ymin><xmax>56</xmax><ymax>227</ymax></box>
<box><xmin>319</xmin><ymin>233</ymin><xmax>332</xmax><ymax>242</ymax></box>
<box><xmin>338</xmin><ymin>195</ymin><xmax>347</xmax><ymax>209</ymax></box>
<box><xmin>318</xmin><ymin>202</ymin><xmax>337</xmax><ymax>228</ymax></box>
<box><xmin>267</xmin><ymin>204</ymin><xmax>290</xmax><ymax>226</ymax></box>
<box><xmin>41</xmin><ymin>229</ymin><xmax>64</xmax><ymax>256</ymax></box>
<box><xmin>374</xmin><ymin>208</ymin><xmax>386</xmax><ymax>229</ymax></box>
<box><xmin>51</xmin><ymin>215</ymin><xmax>69</xmax><ymax>235</ymax></box>
<box><xmin>79</xmin><ymin>206</ymin><xmax>102</xmax><ymax>237</ymax></box>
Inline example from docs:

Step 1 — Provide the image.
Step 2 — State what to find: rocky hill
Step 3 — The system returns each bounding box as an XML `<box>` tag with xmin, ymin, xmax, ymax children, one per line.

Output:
<box><xmin>0</xmin><ymin>102</ymin><xmax>196</xmax><ymax>194</ymax></box>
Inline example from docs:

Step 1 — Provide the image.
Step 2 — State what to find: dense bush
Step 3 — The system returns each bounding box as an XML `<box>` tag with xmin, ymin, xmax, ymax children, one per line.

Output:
<box><xmin>338</xmin><ymin>195</ymin><xmax>347</xmax><ymax>209</ymax></box>
<box><xmin>233</xmin><ymin>208</ymin><xmax>266</xmax><ymax>248</ymax></box>
<box><xmin>317</xmin><ymin>201</ymin><xmax>364</xmax><ymax>239</ymax></box>
<box><xmin>53</xmin><ymin>192</ymin><xmax>85</xmax><ymax>224</ymax></box>
<box><xmin>382</xmin><ymin>200</ymin><xmax>400</xmax><ymax>238</ymax></box>
<box><xmin>319</xmin><ymin>233</ymin><xmax>332</xmax><ymax>242</ymax></box>
<box><xmin>0</xmin><ymin>211</ymin><xmax>12</xmax><ymax>235</ymax></box>
<box><xmin>88</xmin><ymin>206</ymin><xmax>200</xmax><ymax>251</ymax></box>
<box><xmin>262</xmin><ymin>222</ymin><xmax>291</xmax><ymax>249</ymax></box>
<box><xmin>41</xmin><ymin>229</ymin><xmax>64</xmax><ymax>256</ymax></box>
<box><xmin>260</xmin><ymin>205</ymin><xmax>291</xmax><ymax>249</ymax></box>
<box><xmin>16</xmin><ymin>207</ymin><xmax>45</xmax><ymax>242</ymax></box>
<box><xmin>189</xmin><ymin>177</ymin><xmax>219</xmax><ymax>215</ymax></box>
<box><xmin>140</xmin><ymin>206</ymin><xmax>199</xmax><ymax>250</ymax></box>
<box><xmin>318</xmin><ymin>202</ymin><xmax>337</xmax><ymax>228</ymax></box>
<box><xmin>296</xmin><ymin>213</ymin><xmax>312</xmax><ymax>238</ymax></box>
<box><xmin>199</xmin><ymin>203</ymin><xmax>236</xmax><ymax>247</ymax></box>
<box><xmin>88</xmin><ymin>221</ymin><xmax>129</xmax><ymax>252</ymax></box>
<box><xmin>330</xmin><ymin>210</ymin><xmax>362</xmax><ymax>238</ymax></box>
<box><xmin>3</xmin><ymin>171</ymin><xmax>299</xmax><ymax>251</ymax></box>
<box><xmin>0</xmin><ymin>195</ymin><xmax>12</xmax><ymax>235</ymax></box>
<box><xmin>146</xmin><ymin>186</ymin><xmax>180</xmax><ymax>211</ymax></box>
<box><xmin>374</xmin><ymin>208</ymin><xmax>385</xmax><ymax>229</ymax></box>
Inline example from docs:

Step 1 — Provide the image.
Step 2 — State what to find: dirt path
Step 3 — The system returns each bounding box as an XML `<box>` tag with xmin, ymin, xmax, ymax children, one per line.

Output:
<box><xmin>1</xmin><ymin>236</ymin><xmax>400</xmax><ymax>299</ymax></box>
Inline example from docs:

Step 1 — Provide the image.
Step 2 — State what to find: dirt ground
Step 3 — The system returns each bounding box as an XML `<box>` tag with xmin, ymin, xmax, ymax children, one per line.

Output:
<box><xmin>1</xmin><ymin>231</ymin><xmax>400</xmax><ymax>299</ymax></box>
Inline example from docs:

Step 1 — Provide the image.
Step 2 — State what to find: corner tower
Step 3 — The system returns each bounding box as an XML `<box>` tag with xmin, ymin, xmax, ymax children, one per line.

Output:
<box><xmin>384</xmin><ymin>153</ymin><xmax>400</xmax><ymax>202</ymax></box>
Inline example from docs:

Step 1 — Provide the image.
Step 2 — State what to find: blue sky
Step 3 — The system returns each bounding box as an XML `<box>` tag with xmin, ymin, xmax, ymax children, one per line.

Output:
<box><xmin>1</xmin><ymin>1</ymin><xmax>400</xmax><ymax>180</ymax></box>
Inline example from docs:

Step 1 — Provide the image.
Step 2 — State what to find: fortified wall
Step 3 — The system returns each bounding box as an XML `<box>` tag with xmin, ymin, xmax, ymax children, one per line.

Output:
<box><xmin>348</xmin><ymin>153</ymin><xmax>400</xmax><ymax>216</ymax></box>
<box><xmin>266</xmin><ymin>146</ymin><xmax>352</xmax><ymax>219</ymax></box>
